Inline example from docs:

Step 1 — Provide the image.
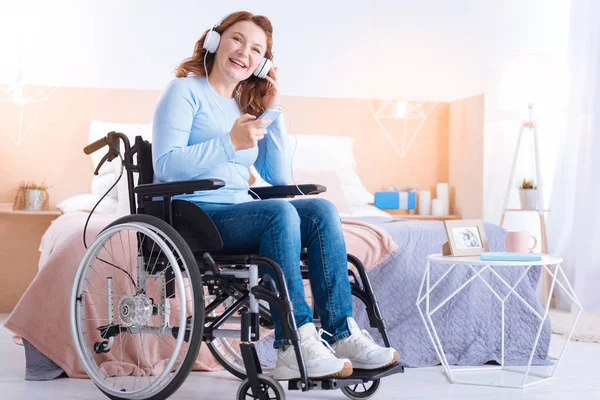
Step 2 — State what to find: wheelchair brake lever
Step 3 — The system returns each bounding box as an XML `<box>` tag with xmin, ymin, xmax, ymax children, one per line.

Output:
<box><xmin>94</xmin><ymin>153</ymin><xmax>110</xmax><ymax>176</ymax></box>
<box><xmin>93</xmin><ymin>133</ymin><xmax>121</xmax><ymax>176</ymax></box>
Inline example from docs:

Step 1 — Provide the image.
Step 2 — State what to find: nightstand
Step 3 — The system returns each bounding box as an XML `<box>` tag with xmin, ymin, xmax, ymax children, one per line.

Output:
<box><xmin>381</xmin><ymin>209</ymin><xmax>461</xmax><ymax>221</ymax></box>
<box><xmin>0</xmin><ymin>209</ymin><xmax>62</xmax><ymax>312</ymax></box>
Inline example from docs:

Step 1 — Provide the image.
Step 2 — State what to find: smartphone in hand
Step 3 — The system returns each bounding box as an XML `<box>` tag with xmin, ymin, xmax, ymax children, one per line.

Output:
<box><xmin>258</xmin><ymin>108</ymin><xmax>282</xmax><ymax>129</ymax></box>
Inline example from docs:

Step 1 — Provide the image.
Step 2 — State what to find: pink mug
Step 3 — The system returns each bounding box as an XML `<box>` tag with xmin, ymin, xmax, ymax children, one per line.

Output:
<box><xmin>505</xmin><ymin>231</ymin><xmax>537</xmax><ymax>253</ymax></box>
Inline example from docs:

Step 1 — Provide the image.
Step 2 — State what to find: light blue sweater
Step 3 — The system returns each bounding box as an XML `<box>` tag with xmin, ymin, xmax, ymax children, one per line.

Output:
<box><xmin>152</xmin><ymin>76</ymin><xmax>291</xmax><ymax>204</ymax></box>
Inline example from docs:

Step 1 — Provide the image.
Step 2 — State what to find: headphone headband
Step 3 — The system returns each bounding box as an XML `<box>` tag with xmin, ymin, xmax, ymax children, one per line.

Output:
<box><xmin>213</xmin><ymin>12</ymin><xmax>234</xmax><ymax>29</ymax></box>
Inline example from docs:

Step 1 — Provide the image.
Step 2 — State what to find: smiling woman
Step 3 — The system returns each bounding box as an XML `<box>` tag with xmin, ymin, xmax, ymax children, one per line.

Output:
<box><xmin>150</xmin><ymin>9</ymin><xmax>400</xmax><ymax>384</ymax></box>
<box><xmin>175</xmin><ymin>11</ymin><xmax>276</xmax><ymax>117</ymax></box>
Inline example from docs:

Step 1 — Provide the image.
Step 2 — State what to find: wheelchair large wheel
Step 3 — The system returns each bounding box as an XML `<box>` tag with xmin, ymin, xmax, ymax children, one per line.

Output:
<box><xmin>70</xmin><ymin>214</ymin><xmax>204</xmax><ymax>400</ymax></box>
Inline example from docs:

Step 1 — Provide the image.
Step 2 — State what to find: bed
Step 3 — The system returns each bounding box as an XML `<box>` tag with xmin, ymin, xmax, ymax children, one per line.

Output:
<box><xmin>4</xmin><ymin>124</ymin><xmax>550</xmax><ymax>380</ymax></box>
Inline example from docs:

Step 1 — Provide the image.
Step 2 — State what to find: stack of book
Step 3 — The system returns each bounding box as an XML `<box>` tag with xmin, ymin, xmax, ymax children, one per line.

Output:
<box><xmin>480</xmin><ymin>252</ymin><xmax>542</xmax><ymax>262</ymax></box>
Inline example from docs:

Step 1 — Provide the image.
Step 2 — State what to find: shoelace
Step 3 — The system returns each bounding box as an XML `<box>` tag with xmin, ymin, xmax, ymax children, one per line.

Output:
<box><xmin>302</xmin><ymin>328</ymin><xmax>336</xmax><ymax>360</ymax></box>
<box><xmin>318</xmin><ymin>328</ymin><xmax>335</xmax><ymax>353</ymax></box>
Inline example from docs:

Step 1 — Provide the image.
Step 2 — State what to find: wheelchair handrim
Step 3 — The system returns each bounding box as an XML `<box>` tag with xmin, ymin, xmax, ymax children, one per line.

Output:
<box><xmin>70</xmin><ymin>222</ymin><xmax>189</xmax><ymax>399</ymax></box>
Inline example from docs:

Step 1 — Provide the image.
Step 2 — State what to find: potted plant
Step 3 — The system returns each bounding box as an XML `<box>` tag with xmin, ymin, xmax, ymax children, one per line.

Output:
<box><xmin>13</xmin><ymin>180</ymin><xmax>50</xmax><ymax>211</ymax></box>
<box><xmin>519</xmin><ymin>178</ymin><xmax>538</xmax><ymax>210</ymax></box>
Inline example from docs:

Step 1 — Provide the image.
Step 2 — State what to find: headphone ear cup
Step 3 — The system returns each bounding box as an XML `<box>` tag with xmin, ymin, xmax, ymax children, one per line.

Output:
<box><xmin>203</xmin><ymin>29</ymin><xmax>220</xmax><ymax>53</ymax></box>
<box><xmin>253</xmin><ymin>58</ymin><xmax>273</xmax><ymax>79</ymax></box>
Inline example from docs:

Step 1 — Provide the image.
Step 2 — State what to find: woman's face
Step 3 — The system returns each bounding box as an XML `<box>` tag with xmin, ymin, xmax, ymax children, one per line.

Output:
<box><xmin>214</xmin><ymin>21</ymin><xmax>268</xmax><ymax>83</ymax></box>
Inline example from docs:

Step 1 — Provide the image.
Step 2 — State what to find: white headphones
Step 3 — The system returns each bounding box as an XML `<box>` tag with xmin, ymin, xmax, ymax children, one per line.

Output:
<box><xmin>203</xmin><ymin>13</ymin><xmax>273</xmax><ymax>79</ymax></box>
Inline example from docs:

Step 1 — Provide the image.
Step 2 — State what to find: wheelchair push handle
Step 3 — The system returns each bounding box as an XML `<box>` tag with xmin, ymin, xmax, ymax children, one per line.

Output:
<box><xmin>83</xmin><ymin>131</ymin><xmax>132</xmax><ymax>175</ymax></box>
<box><xmin>84</xmin><ymin>136</ymin><xmax>110</xmax><ymax>155</ymax></box>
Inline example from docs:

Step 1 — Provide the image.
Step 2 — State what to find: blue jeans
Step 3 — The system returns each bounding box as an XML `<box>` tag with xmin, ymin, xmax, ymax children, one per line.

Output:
<box><xmin>192</xmin><ymin>198</ymin><xmax>353</xmax><ymax>347</ymax></box>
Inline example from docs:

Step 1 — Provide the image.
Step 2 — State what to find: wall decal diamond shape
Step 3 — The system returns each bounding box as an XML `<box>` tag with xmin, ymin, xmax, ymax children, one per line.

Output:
<box><xmin>369</xmin><ymin>99</ymin><xmax>437</xmax><ymax>158</ymax></box>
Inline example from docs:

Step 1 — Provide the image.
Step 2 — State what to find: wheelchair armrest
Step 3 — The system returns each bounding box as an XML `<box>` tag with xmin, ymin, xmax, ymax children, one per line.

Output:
<box><xmin>134</xmin><ymin>179</ymin><xmax>225</xmax><ymax>197</ymax></box>
<box><xmin>249</xmin><ymin>184</ymin><xmax>326</xmax><ymax>199</ymax></box>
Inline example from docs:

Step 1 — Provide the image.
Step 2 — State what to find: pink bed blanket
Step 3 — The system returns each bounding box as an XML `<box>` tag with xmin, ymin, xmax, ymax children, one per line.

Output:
<box><xmin>4</xmin><ymin>211</ymin><xmax>397</xmax><ymax>378</ymax></box>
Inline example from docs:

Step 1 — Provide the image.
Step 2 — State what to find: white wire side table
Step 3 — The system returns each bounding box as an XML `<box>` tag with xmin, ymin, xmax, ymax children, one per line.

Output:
<box><xmin>416</xmin><ymin>253</ymin><xmax>582</xmax><ymax>388</ymax></box>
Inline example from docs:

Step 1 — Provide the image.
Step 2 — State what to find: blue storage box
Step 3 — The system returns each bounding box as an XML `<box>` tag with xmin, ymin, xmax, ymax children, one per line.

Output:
<box><xmin>374</xmin><ymin>191</ymin><xmax>416</xmax><ymax>210</ymax></box>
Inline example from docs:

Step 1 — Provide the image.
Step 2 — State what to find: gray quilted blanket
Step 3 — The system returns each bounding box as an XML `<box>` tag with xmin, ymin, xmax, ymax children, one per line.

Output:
<box><xmin>350</xmin><ymin>217</ymin><xmax>550</xmax><ymax>367</ymax></box>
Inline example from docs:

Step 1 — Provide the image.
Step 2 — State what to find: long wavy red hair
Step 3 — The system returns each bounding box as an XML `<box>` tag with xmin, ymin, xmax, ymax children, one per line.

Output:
<box><xmin>176</xmin><ymin>11</ymin><xmax>274</xmax><ymax>117</ymax></box>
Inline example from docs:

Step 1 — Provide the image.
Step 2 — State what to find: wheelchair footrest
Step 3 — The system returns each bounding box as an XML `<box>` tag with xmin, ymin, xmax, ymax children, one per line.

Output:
<box><xmin>345</xmin><ymin>362</ymin><xmax>404</xmax><ymax>380</ymax></box>
<box><xmin>287</xmin><ymin>362</ymin><xmax>404</xmax><ymax>391</ymax></box>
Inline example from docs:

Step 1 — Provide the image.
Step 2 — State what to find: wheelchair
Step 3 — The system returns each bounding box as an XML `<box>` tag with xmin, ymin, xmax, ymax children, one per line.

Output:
<box><xmin>70</xmin><ymin>131</ymin><xmax>404</xmax><ymax>400</ymax></box>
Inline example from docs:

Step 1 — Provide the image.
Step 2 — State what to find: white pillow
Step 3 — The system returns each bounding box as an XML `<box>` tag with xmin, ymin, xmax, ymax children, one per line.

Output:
<box><xmin>112</xmin><ymin>157</ymin><xmax>137</xmax><ymax>215</ymax></box>
<box><xmin>57</xmin><ymin>194</ymin><xmax>118</xmax><ymax>214</ymax></box>
<box><xmin>288</xmin><ymin>135</ymin><xmax>374</xmax><ymax>206</ymax></box>
<box><xmin>91</xmin><ymin>172</ymin><xmax>119</xmax><ymax>199</ymax></box>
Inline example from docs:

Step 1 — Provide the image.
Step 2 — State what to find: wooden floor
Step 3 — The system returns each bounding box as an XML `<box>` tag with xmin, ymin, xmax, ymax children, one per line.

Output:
<box><xmin>2</xmin><ymin>313</ymin><xmax>599</xmax><ymax>400</ymax></box>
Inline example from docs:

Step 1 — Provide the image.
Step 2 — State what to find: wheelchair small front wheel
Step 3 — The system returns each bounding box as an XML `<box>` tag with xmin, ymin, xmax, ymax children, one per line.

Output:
<box><xmin>341</xmin><ymin>379</ymin><xmax>380</xmax><ymax>400</ymax></box>
<box><xmin>237</xmin><ymin>374</ymin><xmax>285</xmax><ymax>400</ymax></box>
<box><xmin>70</xmin><ymin>214</ymin><xmax>204</xmax><ymax>400</ymax></box>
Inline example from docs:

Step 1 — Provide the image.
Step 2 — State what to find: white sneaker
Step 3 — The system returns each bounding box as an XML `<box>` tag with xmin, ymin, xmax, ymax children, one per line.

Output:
<box><xmin>272</xmin><ymin>323</ymin><xmax>353</xmax><ymax>380</ymax></box>
<box><xmin>332</xmin><ymin>317</ymin><xmax>400</xmax><ymax>370</ymax></box>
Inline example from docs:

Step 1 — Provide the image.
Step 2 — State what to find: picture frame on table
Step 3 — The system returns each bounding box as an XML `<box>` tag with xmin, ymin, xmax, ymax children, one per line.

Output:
<box><xmin>442</xmin><ymin>219</ymin><xmax>489</xmax><ymax>256</ymax></box>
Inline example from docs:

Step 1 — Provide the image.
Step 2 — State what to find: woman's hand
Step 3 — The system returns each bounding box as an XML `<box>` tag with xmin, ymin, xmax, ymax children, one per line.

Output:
<box><xmin>229</xmin><ymin>114</ymin><xmax>270</xmax><ymax>151</ymax></box>
<box><xmin>261</xmin><ymin>66</ymin><xmax>279</xmax><ymax>110</ymax></box>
